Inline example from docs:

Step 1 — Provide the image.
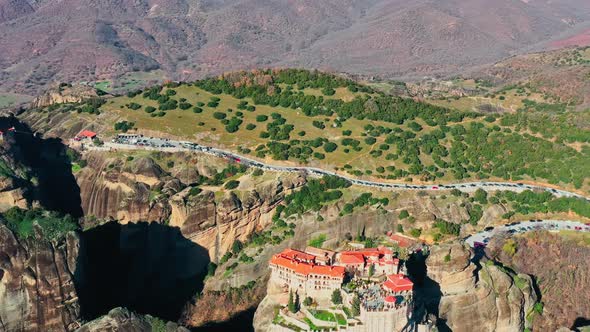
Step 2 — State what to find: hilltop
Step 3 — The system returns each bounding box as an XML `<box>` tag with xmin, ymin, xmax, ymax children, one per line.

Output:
<box><xmin>20</xmin><ymin>69</ymin><xmax>590</xmax><ymax>194</ymax></box>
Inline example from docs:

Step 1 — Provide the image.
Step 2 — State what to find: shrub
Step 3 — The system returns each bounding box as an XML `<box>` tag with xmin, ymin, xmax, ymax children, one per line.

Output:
<box><xmin>232</xmin><ymin>239</ymin><xmax>243</xmax><ymax>254</ymax></box>
<box><xmin>502</xmin><ymin>239</ymin><xmax>517</xmax><ymax>256</ymax></box>
<box><xmin>256</xmin><ymin>115</ymin><xmax>268</xmax><ymax>122</ymax></box>
<box><xmin>323</xmin><ymin>142</ymin><xmax>337</xmax><ymax>153</ymax></box>
<box><xmin>399</xmin><ymin>210</ymin><xmax>409</xmax><ymax>219</ymax></box>
<box><xmin>246</xmin><ymin>123</ymin><xmax>256</xmax><ymax>130</ymax></box>
<box><xmin>114</xmin><ymin>121</ymin><xmax>135</xmax><ymax>133</ymax></box>
<box><xmin>176</xmin><ymin>101</ymin><xmax>190</xmax><ymax>110</ymax></box>
<box><xmin>313</xmin><ymin>152</ymin><xmax>326</xmax><ymax>160</ymax></box>
<box><xmin>145</xmin><ymin>106</ymin><xmax>156</xmax><ymax>113</ymax></box>
<box><xmin>322</xmin><ymin>87</ymin><xmax>336</xmax><ymax>96</ymax></box>
<box><xmin>213</xmin><ymin>112</ymin><xmax>227</xmax><ymax>120</ymax></box>
<box><xmin>312</xmin><ymin>121</ymin><xmax>325</xmax><ymax>129</ymax></box>
<box><xmin>331</xmin><ymin>289</ymin><xmax>342</xmax><ymax>304</ymax></box>
<box><xmin>224</xmin><ymin>180</ymin><xmax>240</xmax><ymax>190</ymax></box>
<box><xmin>127</xmin><ymin>102</ymin><xmax>142</xmax><ymax>110</ymax></box>
<box><xmin>206</xmin><ymin>262</ymin><xmax>217</xmax><ymax>277</ymax></box>
<box><xmin>364</xmin><ymin>137</ymin><xmax>376</xmax><ymax>145</ymax></box>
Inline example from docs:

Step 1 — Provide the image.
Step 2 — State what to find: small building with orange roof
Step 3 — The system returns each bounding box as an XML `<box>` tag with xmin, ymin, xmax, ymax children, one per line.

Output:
<box><xmin>75</xmin><ymin>130</ymin><xmax>97</xmax><ymax>141</ymax></box>
<box><xmin>336</xmin><ymin>246</ymin><xmax>398</xmax><ymax>276</ymax></box>
<box><xmin>382</xmin><ymin>274</ymin><xmax>414</xmax><ymax>295</ymax></box>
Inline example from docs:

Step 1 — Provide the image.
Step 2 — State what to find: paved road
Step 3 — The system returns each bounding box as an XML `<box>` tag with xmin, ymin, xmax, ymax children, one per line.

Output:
<box><xmin>84</xmin><ymin>134</ymin><xmax>590</xmax><ymax>201</ymax></box>
<box><xmin>465</xmin><ymin>219</ymin><xmax>590</xmax><ymax>248</ymax></box>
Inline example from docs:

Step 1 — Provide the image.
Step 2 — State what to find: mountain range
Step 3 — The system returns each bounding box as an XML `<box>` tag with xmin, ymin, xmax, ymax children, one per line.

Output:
<box><xmin>1</xmin><ymin>0</ymin><xmax>590</xmax><ymax>94</ymax></box>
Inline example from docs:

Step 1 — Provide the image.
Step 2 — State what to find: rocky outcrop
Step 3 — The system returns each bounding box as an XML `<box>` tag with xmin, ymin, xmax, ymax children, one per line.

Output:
<box><xmin>487</xmin><ymin>232</ymin><xmax>590</xmax><ymax>331</ymax></box>
<box><xmin>252</xmin><ymin>281</ymin><xmax>282</xmax><ymax>332</ymax></box>
<box><xmin>0</xmin><ymin>223</ymin><xmax>81</xmax><ymax>332</ymax></box>
<box><xmin>76</xmin><ymin>307</ymin><xmax>189</xmax><ymax>332</ymax></box>
<box><xmin>0</xmin><ymin>169</ymin><xmax>30</xmax><ymax>212</ymax></box>
<box><xmin>427</xmin><ymin>243</ymin><xmax>538</xmax><ymax>332</ymax></box>
<box><xmin>169</xmin><ymin>178</ymin><xmax>290</xmax><ymax>259</ymax></box>
<box><xmin>77</xmin><ymin>154</ymin><xmax>172</xmax><ymax>223</ymax></box>
<box><xmin>30</xmin><ymin>84</ymin><xmax>100</xmax><ymax>109</ymax></box>
<box><xmin>0</xmin><ymin>144</ymin><xmax>34</xmax><ymax>212</ymax></box>
<box><xmin>76</xmin><ymin>151</ymin><xmax>305</xmax><ymax>260</ymax></box>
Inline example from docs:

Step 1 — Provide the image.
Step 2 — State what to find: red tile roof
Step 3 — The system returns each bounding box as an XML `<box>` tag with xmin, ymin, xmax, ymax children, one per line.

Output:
<box><xmin>383</xmin><ymin>274</ymin><xmax>413</xmax><ymax>292</ymax></box>
<box><xmin>280</xmin><ymin>248</ymin><xmax>316</xmax><ymax>262</ymax></box>
<box><xmin>338</xmin><ymin>253</ymin><xmax>365</xmax><ymax>265</ymax></box>
<box><xmin>270</xmin><ymin>252</ymin><xmax>345</xmax><ymax>278</ymax></box>
<box><xmin>384</xmin><ymin>296</ymin><xmax>396</xmax><ymax>303</ymax></box>
<box><xmin>389</xmin><ymin>234</ymin><xmax>414</xmax><ymax>248</ymax></box>
<box><xmin>339</xmin><ymin>246</ymin><xmax>394</xmax><ymax>266</ymax></box>
<box><xmin>341</xmin><ymin>246</ymin><xmax>392</xmax><ymax>257</ymax></box>
<box><xmin>78</xmin><ymin>130</ymin><xmax>97</xmax><ymax>138</ymax></box>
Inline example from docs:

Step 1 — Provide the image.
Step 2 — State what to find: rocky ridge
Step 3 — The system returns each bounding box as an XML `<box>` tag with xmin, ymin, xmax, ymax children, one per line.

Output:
<box><xmin>30</xmin><ymin>84</ymin><xmax>101</xmax><ymax>109</ymax></box>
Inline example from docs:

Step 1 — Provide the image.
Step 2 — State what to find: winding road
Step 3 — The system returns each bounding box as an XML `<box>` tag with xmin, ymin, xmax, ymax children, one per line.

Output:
<box><xmin>84</xmin><ymin>134</ymin><xmax>590</xmax><ymax>202</ymax></box>
<box><xmin>465</xmin><ymin>219</ymin><xmax>590</xmax><ymax>248</ymax></box>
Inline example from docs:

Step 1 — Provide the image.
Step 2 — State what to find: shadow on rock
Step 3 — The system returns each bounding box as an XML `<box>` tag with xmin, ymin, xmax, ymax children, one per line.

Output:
<box><xmin>573</xmin><ymin>317</ymin><xmax>590</xmax><ymax>331</ymax></box>
<box><xmin>406</xmin><ymin>251</ymin><xmax>451</xmax><ymax>332</ymax></box>
<box><xmin>0</xmin><ymin>116</ymin><xmax>83</xmax><ymax>217</ymax></box>
<box><xmin>74</xmin><ymin>221</ymin><xmax>210</xmax><ymax>322</ymax></box>
<box><xmin>190</xmin><ymin>308</ymin><xmax>256</xmax><ymax>332</ymax></box>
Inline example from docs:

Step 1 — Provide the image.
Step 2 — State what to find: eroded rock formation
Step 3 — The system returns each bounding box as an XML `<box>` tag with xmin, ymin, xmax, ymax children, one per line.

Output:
<box><xmin>426</xmin><ymin>243</ymin><xmax>538</xmax><ymax>332</ymax></box>
<box><xmin>0</xmin><ymin>224</ymin><xmax>81</xmax><ymax>332</ymax></box>
<box><xmin>30</xmin><ymin>85</ymin><xmax>100</xmax><ymax>109</ymax></box>
<box><xmin>76</xmin><ymin>152</ymin><xmax>305</xmax><ymax>260</ymax></box>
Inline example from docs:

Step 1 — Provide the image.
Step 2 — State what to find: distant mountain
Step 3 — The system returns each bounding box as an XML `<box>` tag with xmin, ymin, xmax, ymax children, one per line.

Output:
<box><xmin>470</xmin><ymin>46</ymin><xmax>590</xmax><ymax>106</ymax></box>
<box><xmin>1</xmin><ymin>0</ymin><xmax>590</xmax><ymax>94</ymax></box>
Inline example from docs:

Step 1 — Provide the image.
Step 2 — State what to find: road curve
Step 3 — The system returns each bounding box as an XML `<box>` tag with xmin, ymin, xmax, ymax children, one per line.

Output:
<box><xmin>464</xmin><ymin>219</ymin><xmax>590</xmax><ymax>248</ymax></box>
<box><xmin>85</xmin><ymin>135</ymin><xmax>590</xmax><ymax>201</ymax></box>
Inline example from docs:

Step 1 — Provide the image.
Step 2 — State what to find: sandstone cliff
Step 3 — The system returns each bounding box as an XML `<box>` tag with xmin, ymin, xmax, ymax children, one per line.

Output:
<box><xmin>0</xmin><ymin>223</ymin><xmax>80</xmax><ymax>332</ymax></box>
<box><xmin>0</xmin><ymin>146</ymin><xmax>33</xmax><ymax>212</ymax></box>
<box><xmin>426</xmin><ymin>243</ymin><xmax>538</xmax><ymax>332</ymax></box>
<box><xmin>76</xmin><ymin>151</ymin><xmax>306</xmax><ymax>260</ymax></box>
<box><xmin>30</xmin><ymin>85</ymin><xmax>100</xmax><ymax>109</ymax></box>
<box><xmin>487</xmin><ymin>232</ymin><xmax>590</xmax><ymax>331</ymax></box>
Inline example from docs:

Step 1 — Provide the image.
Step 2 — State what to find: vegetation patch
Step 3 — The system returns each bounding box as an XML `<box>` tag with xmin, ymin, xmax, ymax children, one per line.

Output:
<box><xmin>1</xmin><ymin>207</ymin><xmax>79</xmax><ymax>242</ymax></box>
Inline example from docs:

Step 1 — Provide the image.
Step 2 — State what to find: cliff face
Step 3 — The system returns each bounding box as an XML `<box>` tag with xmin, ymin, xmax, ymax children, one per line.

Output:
<box><xmin>0</xmin><ymin>224</ymin><xmax>80</xmax><ymax>332</ymax></box>
<box><xmin>30</xmin><ymin>85</ymin><xmax>100</xmax><ymax>109</ymax></box>
<box><xmin>0</xmin><ymin>147</ymin><xmax>33</xmax><ymax>212</ymax></box>
<box><xmin>76</xmin><ymin>152</ymin><xmax>305</xmax><ymax>260</ymax></box>
<box><xmin>487</xmin><ymin>232</ymin><xmax>590</xmax><ymax>331</ymax></box>
<box><xmin>426</xmin><ymin>243</ymin><xmax>538</xmax><ymax>332</ymax></box>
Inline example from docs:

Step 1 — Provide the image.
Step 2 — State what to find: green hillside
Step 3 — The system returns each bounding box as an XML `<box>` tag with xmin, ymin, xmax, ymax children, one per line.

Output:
<box><xmin>40</xmin><ymin>69</ymin><xmax>590</xmax><ymax>192</ymax></box>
